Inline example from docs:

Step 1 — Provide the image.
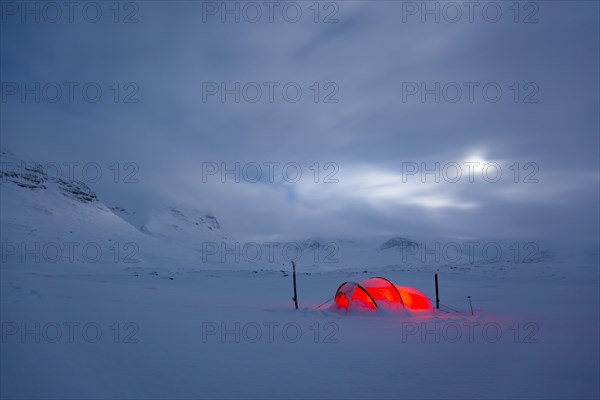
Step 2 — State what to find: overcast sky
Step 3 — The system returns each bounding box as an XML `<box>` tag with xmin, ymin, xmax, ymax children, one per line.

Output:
<box><xmin>1</xmin><ymin>1</ymin><xmax>598</xmax><ymax>242</ymax></box>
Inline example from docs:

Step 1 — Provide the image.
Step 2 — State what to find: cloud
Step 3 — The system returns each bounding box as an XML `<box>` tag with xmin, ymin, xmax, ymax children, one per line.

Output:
<box><xmin>1</xmin><ymin>1</ymin><xmax>598</xmax><ymax>242</ymax></box>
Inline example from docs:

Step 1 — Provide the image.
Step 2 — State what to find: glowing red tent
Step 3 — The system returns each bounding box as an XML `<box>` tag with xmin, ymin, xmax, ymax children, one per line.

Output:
<box><xmin>334</xmin><ymin>277</ymin><xmax>433</xmax><ymax>312</ymax></box>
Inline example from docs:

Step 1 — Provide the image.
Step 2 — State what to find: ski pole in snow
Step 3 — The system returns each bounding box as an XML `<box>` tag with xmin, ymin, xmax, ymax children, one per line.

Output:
<box><xmin>434</xmin><ymin>273</ymin><xmax>440</xmax><ymax>309</ymax></box>
<box><xmin>292</xmin><ymin>261</ymin><xmax>298</xmax><ymax>310</ymax></box>
<box><xmin>468</xmin><ymin>295</ymin><xmax>474</xmax><ymax>316</ymax></box>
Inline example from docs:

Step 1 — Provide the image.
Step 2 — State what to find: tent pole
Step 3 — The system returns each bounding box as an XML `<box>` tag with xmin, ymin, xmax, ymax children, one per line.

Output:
<box><xmin>435</xmin><ymin>273</ymin><xmax>440</xmax><ymax>309</ymax></box>
<box><xmin>292</xmin><ymin>261</ymin><xmax>298</xmax><ymax>310</ymax></box>
<box><xmin>468</xmin><ymin>295</ymin><xmax>474</xmax><ymax>316</ymax></box>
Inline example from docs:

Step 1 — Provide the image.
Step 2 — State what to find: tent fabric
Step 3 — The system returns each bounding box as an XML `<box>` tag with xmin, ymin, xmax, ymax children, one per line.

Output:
<box><xmin>334</xmin><ymin>277</ymin><xmax>433</xmax><ymax>312</ymax></box>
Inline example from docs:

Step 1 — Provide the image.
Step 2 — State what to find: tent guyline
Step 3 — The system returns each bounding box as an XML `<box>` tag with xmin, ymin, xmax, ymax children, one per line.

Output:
<box><xmin>330</xmin><ymin>278</ymin><xmax>471</xmax><ymax>316</ymax></box>
<box><xmin>315</xmin><ymin>294</ymin><xmax>470</xmax><ymax>316</ymax></box>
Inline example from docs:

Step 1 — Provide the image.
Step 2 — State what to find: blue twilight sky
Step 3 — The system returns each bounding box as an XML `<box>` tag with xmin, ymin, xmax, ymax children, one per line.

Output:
<box><xmin>1</xmin><ymin>1</ymin><xmax>598</xmax><ymax>242</ymax></box>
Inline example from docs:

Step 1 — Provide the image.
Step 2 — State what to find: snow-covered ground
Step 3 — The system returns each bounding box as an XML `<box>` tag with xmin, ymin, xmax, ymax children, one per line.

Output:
<box><xmin>1</xmin><ymin>151</ymin><xmax>599</xmax><ymax>399</ymax></box>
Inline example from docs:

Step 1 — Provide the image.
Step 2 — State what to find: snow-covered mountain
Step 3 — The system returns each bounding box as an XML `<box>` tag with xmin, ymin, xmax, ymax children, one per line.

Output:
<box><xmin>0</xmin><ymin>150</ymin><xmax>235</xmax><ymax>270</ymax></box>
<box><xmin>2</xmin><ymin>150</ymin><xmax>595</xmax><ymax>275</ymax></box>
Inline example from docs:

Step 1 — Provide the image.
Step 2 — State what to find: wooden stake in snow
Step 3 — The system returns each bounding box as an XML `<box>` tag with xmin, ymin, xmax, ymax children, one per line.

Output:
<box><xmin>292</xmin><ymin>261</ymin><xmax>298</xmax><ymax>310</ymax></box>
<box><xmin>468</xmin><ymin>296</ymin><xmax>474</xmax><ymax>316</ymax></box>
<box><xmin>434</xmin><ymin>273</ymin><xmax>440</xmax><ymax>309</ymax></box>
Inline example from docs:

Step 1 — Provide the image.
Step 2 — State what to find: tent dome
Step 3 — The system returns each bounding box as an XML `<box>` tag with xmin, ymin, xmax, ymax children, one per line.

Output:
<box><xmin>334</xmin><ymin>277</ymin><xmax>433</xmax><ymax>312</ymax></box>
